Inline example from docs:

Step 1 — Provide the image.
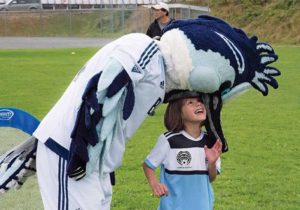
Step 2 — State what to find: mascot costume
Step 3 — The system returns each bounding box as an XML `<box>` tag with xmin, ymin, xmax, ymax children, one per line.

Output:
<box><xmin>0</xmin><ymin>15</ymin><xmax>280</xmax><ymax>209</ymax></box>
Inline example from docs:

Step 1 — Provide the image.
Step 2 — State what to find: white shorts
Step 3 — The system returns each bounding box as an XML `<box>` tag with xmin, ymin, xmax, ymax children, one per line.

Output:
<box><xmin>36</xmin><ymin>141</ymin><xmax>112</xmax><ymax>210</ymax></box>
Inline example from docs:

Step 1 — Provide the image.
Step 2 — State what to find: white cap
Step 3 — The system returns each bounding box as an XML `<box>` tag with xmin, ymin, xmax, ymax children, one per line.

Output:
<box><xmin>151</xmin><ymin>2</ymin><xmax>169</xmax><ymax>12</ymax></box>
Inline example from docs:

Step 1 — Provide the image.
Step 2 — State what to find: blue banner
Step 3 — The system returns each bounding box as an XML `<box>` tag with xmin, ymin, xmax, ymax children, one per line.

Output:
<box><xmin>0</xmin><ymin>107</ymin><xmax>40</xmax><ymax>135</ymax></box>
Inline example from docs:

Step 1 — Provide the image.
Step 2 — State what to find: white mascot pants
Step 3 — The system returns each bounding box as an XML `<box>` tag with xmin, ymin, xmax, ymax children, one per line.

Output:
<box><xmin>36</xmin><ymin>141</ymin><xmax>112</xmax><ymax>210</ymax></box>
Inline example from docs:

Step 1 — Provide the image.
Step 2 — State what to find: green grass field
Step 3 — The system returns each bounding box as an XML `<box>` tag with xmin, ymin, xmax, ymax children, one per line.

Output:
<box><xmin>0</xmin><ymin>46</ymin><xmax>299</xmax><ymax>210</ymax></box>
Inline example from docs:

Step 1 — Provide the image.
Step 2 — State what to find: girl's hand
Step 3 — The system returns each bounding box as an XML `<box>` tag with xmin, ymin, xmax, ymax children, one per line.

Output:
<box><xmin>150</xmin><ymin>182</ymin><xmax>169</xmax><ymax>197</ymax></box>
<box><xmin>204</xmin><ymin>139</ymin><xmax>222</xmax><ymax>165</ymax></box>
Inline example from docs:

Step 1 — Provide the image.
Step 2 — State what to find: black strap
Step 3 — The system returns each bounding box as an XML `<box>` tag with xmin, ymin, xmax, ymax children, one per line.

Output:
<box><xmin>109</xmin><ymin>171</ymin><xmax>115</xmax><ymax>186</ymax></box>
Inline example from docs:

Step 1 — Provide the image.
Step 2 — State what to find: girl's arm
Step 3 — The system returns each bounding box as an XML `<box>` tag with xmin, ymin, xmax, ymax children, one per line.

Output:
<box><xmin>142</xmin><ymin>163</ymin><xmax>168</xmax><ymax>197</ymax></box>
<box><xmin>204</xmin><ymin>139</ymin><xmax>222</xmax><ymax>182</ymax></box>
<box><xmin>207</xmin><ymin>162</ymin><xmax>218</xmax><ymax>182</ymax></box>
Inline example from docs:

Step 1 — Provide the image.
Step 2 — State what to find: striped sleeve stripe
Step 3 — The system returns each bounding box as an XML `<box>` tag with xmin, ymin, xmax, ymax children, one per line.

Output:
<box><xmin>138</xmin><ymin>44</ymin><xmax>157</xmax><ymax>66</ymax></box>
<box><xmin>141</xmin><ymin>48</ymin><xmax>159</xmax><ymax>69</ymax></box>
<box><xmin>164</xmin><ymin>131</ymin><xmax>173</xmax><ymax>137</ymax></box>
<box><xmin>58</xmin><ymin>157</ymin><xmax>69</xmax><ymax>210</ymax></box>
<box><xmin>137</xmin><ymin>42</ymin><xmax>159</xmax><ymax>70</ymax></box>
<box><xmin>164</xmin><ymin>132</ymin><xmax>181</xmax><ymax>139</ymax></box>
<box><xmin>144</xmin><ymin>159</ymin><xmax>156</xmax><ymax>170</ymax></box>
<box><xmin>137</xmin><ymin>41</ymin><xmax>155</xmax><ymax>64</ymax></box>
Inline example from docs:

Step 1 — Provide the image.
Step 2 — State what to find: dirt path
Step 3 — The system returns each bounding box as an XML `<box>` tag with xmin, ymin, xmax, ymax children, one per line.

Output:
<box><xmin>0</xmin><ymin>36</ymin><xmax>115</xmax><ymax>49</ymax></box>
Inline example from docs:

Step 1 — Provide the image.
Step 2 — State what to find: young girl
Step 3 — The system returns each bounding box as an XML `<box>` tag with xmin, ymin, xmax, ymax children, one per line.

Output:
<box><xmin>143</xmin><ymin>91</ymin><xmax>222</xmax><ymax>210</ymax></box>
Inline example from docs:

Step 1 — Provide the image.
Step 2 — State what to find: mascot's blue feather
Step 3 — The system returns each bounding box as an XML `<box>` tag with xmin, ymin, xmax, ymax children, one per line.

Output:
<box><xmin>67</xmin><ymin>73</ymin><xmax>104</xmax><ymax>179</ymax></box>
<box><xmin>107</xmin><ymin>69</ymin><xmax>131</xmax><ymax>98</ymax></box>
<box><xmin>256</xmin><ymin>42</ymin><xmax>274</xmax><ymax>54</ymax></box>
<box><xmin>260</xmin><ymin>54</ymin><xmax>278</xmax><ymax>65</ymax></box>
<box><xmin>100</xmin><ymin>107</ymin><xmax>118</xmax><ymax>142</ymax></box>
<box><xmin>123</xmin><ymin>82</ymin><xmax>134</xmax><ymax>120</ymax></box>
<box><xmin>86</xmin><ymin>127</ymin><xmax>114</xmax><ymax>176</ymax></box>
<box><xmin>99</xmin><ymin>129</ymin><xmax>114</xmax><ymax>175</ymax></box>
<box><xmin>86</xmin><ymin>133</ymin><xmax>104</xmax><ymax>175</ymax></box>
<box><xmin>103</xmin><ymin>87</ymin><xmax>125</xmax><ymax>117</ymax></box>
<box><xmin>70</xmin><ymin>135</ymin><xmax>89</xmax><ymax>161</ymax></box>
<box><xmin>82</xmin><ymin>73</ymin><xmax>101</xmax><ymax>99</ymax></box>
<box><xmin>80</xmin><ymin>73</ymin><xmax>102</xmax><ymax>145</ymax></box>
<box><xmin>264</xmin><ymin>66</ymin><xmax>280</xmax><ymax>77</ymax></box>
<box><xmin>81</xmin><ymin>61</ymin><xmax>135</xmax><ymax>177</ymax></box>
<box><xmin>97</xmin><ymin>60</ymin><xmax>123</xmax><ymax>92</ymax></box>
<box><xmin>96</xmin><ymin>89</ymin><xmax>107</xmax><ymax>104</ymax></box>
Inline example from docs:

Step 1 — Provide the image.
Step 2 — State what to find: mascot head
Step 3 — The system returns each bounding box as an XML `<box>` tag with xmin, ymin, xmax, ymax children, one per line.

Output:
<box><xmin>157</xmin><ymin>15</ymin><xmax>281</xmax><ymax>152</ymax></box>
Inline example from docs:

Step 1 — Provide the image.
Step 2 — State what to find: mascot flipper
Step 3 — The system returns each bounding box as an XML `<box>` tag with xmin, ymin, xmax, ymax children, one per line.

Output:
<box><xmin>66</xmin><ymin>56</ymin><xmax>165</xmax><ymax>180</ymax></box>
<box><xmin>0</xmin><ymin>16</ymin><xmax>280</xmax><ymax>207</ymax></box>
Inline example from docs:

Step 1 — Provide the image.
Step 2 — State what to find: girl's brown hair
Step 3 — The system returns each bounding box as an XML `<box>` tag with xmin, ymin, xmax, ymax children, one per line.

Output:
<box><xmin>164</xmin><ymin>99</ymin><xmax>185</xmax><ymax>132</ymax></box>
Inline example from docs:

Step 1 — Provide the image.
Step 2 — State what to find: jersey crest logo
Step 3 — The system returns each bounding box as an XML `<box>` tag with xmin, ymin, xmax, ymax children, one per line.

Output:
<box><xmin>176</xmin><ymin>151</ymin><xmax>192</xmax><ymax>166</ymax></box>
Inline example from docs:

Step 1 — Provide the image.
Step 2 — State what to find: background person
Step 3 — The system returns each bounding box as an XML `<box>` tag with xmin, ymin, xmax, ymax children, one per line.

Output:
<box><xmin>146</xmin><ymin>2</ymin><xmax>174</xmax><ymax>40</ymax></box>
<box><xmin>143</xmin><ymin>91</ymin><xmax>222</xmax><ymax>210</ymax></box>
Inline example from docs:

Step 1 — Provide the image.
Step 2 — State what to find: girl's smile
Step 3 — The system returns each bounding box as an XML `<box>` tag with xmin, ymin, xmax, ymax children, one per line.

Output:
<box><xmin>181</xmin><ymin>98</ymin><xmax>206</xmax><ymax>124</ymax></box>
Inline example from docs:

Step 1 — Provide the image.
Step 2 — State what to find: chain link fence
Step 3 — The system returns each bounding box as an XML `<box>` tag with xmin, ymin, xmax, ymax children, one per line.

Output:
<box><xmin>0</xmin><ymin>5</ymin><xmax>209</xmax><ymax>37</ymax></box>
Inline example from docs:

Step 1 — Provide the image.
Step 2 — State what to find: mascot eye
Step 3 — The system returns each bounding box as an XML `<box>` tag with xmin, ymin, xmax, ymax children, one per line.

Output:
<box><xmin>220</xmin><ymin>81</ymin><xmax>232</xmax><ymax>96</ymax></box>
<box><xmin>221</xmin><ymin>88</ymin><xmax>231</xmax><ymax>96</ymax></box>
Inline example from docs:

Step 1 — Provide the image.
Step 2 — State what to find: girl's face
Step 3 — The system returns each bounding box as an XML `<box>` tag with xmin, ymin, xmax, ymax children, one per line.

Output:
<box><xmin>181</xmin><ymin>97</ymin><xmax>206</xmax><ymax>125</ymax></box>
